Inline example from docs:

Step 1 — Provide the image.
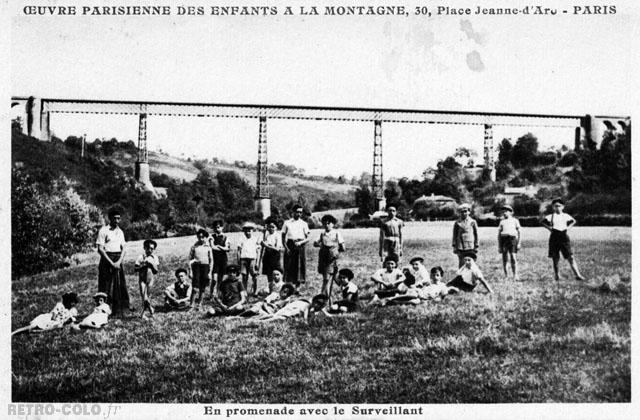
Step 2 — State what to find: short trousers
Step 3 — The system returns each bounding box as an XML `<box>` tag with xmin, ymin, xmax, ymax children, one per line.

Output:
<box><xmin>548</xmin><ymin>230</ymin><xmax>572</xmax><ymax>259</ymax></box>
<box><xmin>446</xmin><ymin>275</ymin><xmax>476</xmax><ymax>292</ymax></box>
<box><xmin>212</xmin><ymin>253</ymin><xmax>228</xmax><ymax>278</ymax></box>
<box><xmin>328</xmin><ymin>300</ymin><xmax>357</xmax><ymax>313</ymax></box>
<box><xmin>239</xmin><ymin>258</ymin><xmax>257</xmax><ymax>276</ymax></box>
<box><xmin>374</xmin><ymin>288</ymin><xmax>400</xmax><ymax>298</ymax></box>
<box><xmin>499</xmin><ymin>235</ymin><xmax>518</xmax><ymax>254</ymax></box>
<box><xmin>191</xmin><ymin>263</ymin><xmax>210</xmax><ymax>289</ymax></box>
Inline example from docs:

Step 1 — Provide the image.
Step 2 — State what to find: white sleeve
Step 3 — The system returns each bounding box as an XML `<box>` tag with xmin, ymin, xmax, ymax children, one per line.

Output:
<box><xmin>337</xmin><ymin>231</ymin><xmax>344</xmax><ymax>244</ymax></box>
<box><xmin>96</xmin><ymin>227</ymin><xmax>106</xmax><ymax>246</ymax></box>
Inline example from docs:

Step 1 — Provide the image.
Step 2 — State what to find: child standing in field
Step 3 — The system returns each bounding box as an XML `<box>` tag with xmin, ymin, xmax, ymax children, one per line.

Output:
<box><xmin>208</xmin><ymin>265</ymin><xmax>248</xmax><ymax>316</ymax></box>
<box><xmin>370</xmin><ymin>256</ymin><xmax>405</xmax><ymax>301</ymax></box>
<box><xmin>237</xmin><ymin>222</ymin><xmax>261</xmax><ymax>296</ymax></box>
<box><xmin>259</xmin><ymin>217</ymin><xmax>284</xmax><ymax>292</ymax></box>
<box><xmin>164</xmin><ymin>268</ymin><xmax>192</xmax><ymax>311</ymax></box>
<box><xmin>498</xmin><ymin>205</ymin><xmax>522</xmax><ymax>281</ymax></box>
<box><xmin>189</xmin><ymin>229</ymin><xmax>213</xmax><ymax>310</ymax></box>
<box><xmin>541</xmin><ymin>198</ymin><xmax>586</xmax><ymax>281</ymax></box>
<box><xmin>209</xmin><ymin>220</ymin><xmax>231</xmax><ymax>300</ymax></box>
<box><xmin>446</xmin><ymin>252</ymin><xmax>493</xmax><ymax>294</ymax></box>
<box><xmin>326</xmin><ymin>268</ymin><xmax>359</xmax><ymax>314</ymax></box>
<box><xmin>73</xmin><ymin>292</ymin><xmax>111</xmax><ymax>330</ymax></box>
<box><xmin>452</xmin><ymin>203</ymin><xmax>479</xmax><ymax>267</ymax></box>
<box><xmin>379</xmin><ymin>206</ymin><xmax>404</xmax><ymax>263</ymax></box>
<box><xmin>134</xmin><ymin>239</ymin><xmax>159</xmax><ymax>318</ymax></box>
<box><xmin>12</xmin><ymin>292</ymin><xmax>79</xmax><ymax>336</ymax></box>
<box><xmin>313</xmin><ymin>214</ymin><xmax>346</xmax><ymax>296</ymax></box>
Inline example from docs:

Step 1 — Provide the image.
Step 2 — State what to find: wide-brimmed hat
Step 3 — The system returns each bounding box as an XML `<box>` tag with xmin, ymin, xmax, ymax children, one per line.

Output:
<box><xmin>458</xmin><ymin>203</ymin><xmax>471</xmax><ymax>211</ymax></box>
<box><xmin>241</xmin><ymin>222</ymin><xmax>256</xmax><ymax>230</ymax></box>
<box><xmin>501</xmin><ymin>204</ymin><xmax>514</xmax><ymax>212</ymax></box>
<box><xmin>409</xmin><ymin>257</ymin><xmax>424</xmax><ymax>264</ymax></box>
<box><xmin>93</xmin><ymin>292</ymin><xmax>108</xmax><ymax>301</ymax></box>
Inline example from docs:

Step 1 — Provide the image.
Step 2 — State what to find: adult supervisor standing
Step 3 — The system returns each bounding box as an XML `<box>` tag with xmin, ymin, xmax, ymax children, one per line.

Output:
<box><xmin>282</xmin><ymin>205</ymin><xmax>310</xmax><ymax>287</ymax></box>
<box><xmin>96</xmin><ymin>207</ymin><xmax>131</xmax><ymax>317</ymax></box>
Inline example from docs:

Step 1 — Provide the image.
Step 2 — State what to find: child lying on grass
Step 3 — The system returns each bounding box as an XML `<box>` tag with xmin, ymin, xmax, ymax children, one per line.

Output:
<box><xmin>72</xmin><ymin>292</ymin><xmax>111</xmax><ymax>330</ymax></box>
<box><xmin>233</xmin><ymin>283</ymin><xmax>296</xmax><ymax>318</ymax></box>
<box><xmin>12</xmin><ymin>292</ymin><xmax>79</xmax><ymax>336</ymax></box>
<box><xmin>254</xmin><ymin>294</ymin><xmax>328</xmax><ymax>322</ymax></box>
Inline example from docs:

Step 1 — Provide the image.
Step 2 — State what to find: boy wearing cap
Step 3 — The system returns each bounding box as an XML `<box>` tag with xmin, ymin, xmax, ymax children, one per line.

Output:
<box><xmin>164</xmin><ymin>268</ymin><xmax>192</xmax><ymax>311</ymax></box>
<box><xmin>74</xmin><ymin>293</ymin><xmax>112</xmax><ymax>329</ymax></box>
<box><xmin>135</xmin><ymin>239</ymin><xmax>159</xmax><ymax>318</ymax></box>
<box><xmin>498</xmin><ymin>205</ymin><xmax>522</xmax><ymax>281</ymax></box>
<box><xmin>189</xmin><ymin>229</ymin><xmax>213</xmax><ymax>310</ymax></box>
<box><xmin>237</xmin><ymin>222</ymin><xmax>261</xmax><ymax>296</ymax></box>
<box><xmin>541</xmin><ymin>199</ymin><xmax>585</xmax><ymax>281</ymax></box>
<box><xmin>379</xmin><ymin>206</ymin><xmax>404</xmax><ymax>263</ymax></box>
<box><xmin>452</xmin><ymin>203</ymin><xmax>479</xmax><ymax>267</ymax></box>
<box><xmin>208</xmin><ymin>265</ymin><xmax>248</xmax><ymax>316</ymax></box>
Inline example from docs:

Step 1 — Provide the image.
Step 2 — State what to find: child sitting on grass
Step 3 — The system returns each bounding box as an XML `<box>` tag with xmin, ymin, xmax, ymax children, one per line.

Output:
<box><xmin>326</xmin><ymin>268</ymin><xmax>359</xmax><ymax>314</ymax></box>
<box><xmin>370</xmin><ymin>256</ymin><xmax>405</xmax><ymax>302</ymax></box>
<box><xmin>255</xmin><ymin>294</ymin><xmax>328</xmax><ymax>322</ymax></box>
<box><xmin>12</xmin><ymin>292</ymin><xmax>79</xmax><ymax>336</ymax></box>
<box><xmin>407</xmin><ymin>257</ymin><xmax>430</xmax><ymax>287</ymax></box>
<box><xmin>207</xmin><ymin>264</ymin><xmax>248</xmax><ymax>316</ymax></box>
<box><xmin>235</xmin><ymin>283</ymin><xmax>296</xmax><ymax>318</ymax></box>
<box><xmin>446</xmin><ymin>252</ymin><xmax>493</xmax><ymax>294</ymax></box>
<box><xmin>375</xmin><ymin>270</ymin><xmax>421</xmax><ymax>306</ymax></box>
<box><xmin>164</xmin><ymin>268</ymin><xmax>192</xmax><ymax>311</ymax></box>
<box><xmin>72</xmin><ymin>292</ymin><xmax>111</xmax><ymax>330</ymax></box>
<box><xmin>417</xmin><ymin>266</ymin><xmax>454</xmax><ymax>301</ymax></box>
<box><xmin>135</xmin><ymin>239</ymin><xmax>159</xmax><ymax>318</ymax></box>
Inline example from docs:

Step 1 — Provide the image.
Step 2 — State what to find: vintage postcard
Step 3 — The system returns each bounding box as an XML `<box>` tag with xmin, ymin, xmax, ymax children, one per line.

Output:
<box><xmin>2</xmin><ymin>0</ymin><xmax>638</xmax><ymax>419</ymax></box>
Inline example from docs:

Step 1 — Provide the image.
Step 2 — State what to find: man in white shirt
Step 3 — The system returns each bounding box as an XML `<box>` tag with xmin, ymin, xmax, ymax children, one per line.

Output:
<box><xmin>96</xmin><ymin>207</ymin><xmax>131</xmax><ymax>316</ymax></box>
<box><xmin>541</xmin><ymin>198</ymin><xmax>585</xmax><ymax>281</ymax></box>
<box><xmin>281</xmin><ymin>205</ymin><xmax>310</xmax><ymax>287</ymax></box>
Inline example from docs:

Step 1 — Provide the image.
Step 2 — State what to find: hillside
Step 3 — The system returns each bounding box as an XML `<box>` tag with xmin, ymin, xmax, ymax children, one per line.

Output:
<box><xmin>11</xmin><ymin>131</ymin><xmax>355</xmax><ymax>215</ymax></box>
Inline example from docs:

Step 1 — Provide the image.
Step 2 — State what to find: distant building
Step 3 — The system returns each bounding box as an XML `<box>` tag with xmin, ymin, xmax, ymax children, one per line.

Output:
<box><xmin>413</xmin><ymin>193</ymin><xmax>456</xmax><ymax>205</ymax></box>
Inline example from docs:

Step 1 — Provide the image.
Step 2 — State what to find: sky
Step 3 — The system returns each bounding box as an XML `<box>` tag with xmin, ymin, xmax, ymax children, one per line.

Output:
<box><xmin>9</xmin><ymin>1</ymin><xmax>638</xmax><ymax>178</ymax></box>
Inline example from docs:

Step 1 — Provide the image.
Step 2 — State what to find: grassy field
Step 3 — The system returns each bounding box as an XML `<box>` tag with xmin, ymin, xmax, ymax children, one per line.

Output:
<box><xmin>11</xmin><ymin>224</ymin><xmax>631</xmax><ymax>403</ymax></box>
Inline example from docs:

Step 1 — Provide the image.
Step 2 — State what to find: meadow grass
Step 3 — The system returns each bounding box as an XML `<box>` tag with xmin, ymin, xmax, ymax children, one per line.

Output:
<box><xmin>11</xmin><ymin>225</ymin><xmax>630</xmax><ymax>403</ymax></box>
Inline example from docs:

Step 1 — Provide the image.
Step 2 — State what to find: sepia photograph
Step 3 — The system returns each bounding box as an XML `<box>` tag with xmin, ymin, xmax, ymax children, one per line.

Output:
<box><xmin>4</xmin><ymin>0</ymin><xmax>637</xmax><ymax>418</ymax></box>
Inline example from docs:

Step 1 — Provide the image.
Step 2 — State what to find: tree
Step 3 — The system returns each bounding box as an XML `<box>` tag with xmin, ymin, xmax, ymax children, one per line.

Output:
<box><xmin>354</xmin><ymin>185</ymin><xmax>374</xmax><ymax>217</ymax></box>
<box><xmin>454</xmin><ymin>147</ymin><xmax>477</xmax><ymax>167</ymax></box>
<box><xmin>497</xmin><ymin>138</ymin><xmax>513</xmax><ymax>165</ymax></box>
<box><xmin>510</xmin><ymin>133</ymin><xmax>538</xmax><ymax>168</ymax></box>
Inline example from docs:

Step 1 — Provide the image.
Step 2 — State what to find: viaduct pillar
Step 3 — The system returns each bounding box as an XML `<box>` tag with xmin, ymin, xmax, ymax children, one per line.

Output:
<box><xmin>135</xmin><ymin>107</ymin><xmax>154</xmax><ymax>192</ymax></box>
<box><xmin>255</xmin><ymin>116</ymin><xmax>271</xmax><ymax>219</ymax></box>
<box><xmin>483</xmin><ymin>123</ymin><xmax>496</xmax><ymax>182</ymax></box>
<box><xmin>372</xmin><ymin>119</ymin><xmax>386</xmax><ymax>211</ymax></box>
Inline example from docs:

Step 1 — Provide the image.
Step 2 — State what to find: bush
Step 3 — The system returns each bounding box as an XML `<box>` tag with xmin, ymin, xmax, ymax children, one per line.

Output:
<box><xmin>342</xmin><ymin>218</ymin><xmax>380</xmax><ymax>229</ymax></box>
<box><xmin>412</xmin><ymin>201</ymin><xmax>457</xmax><ymax>221</ymax></box>
<box><xmin>12</xmin><ymin>171</ymin><xmax>101</xmax><ymax>277</ymax></box>
<box><xmin>512</xmin><ymin>195</ymin><xmax>541</xmax><ymax>216</ymax></box>
<box><xmin>534</xmin><ymin>151</ymin><xmax>557</xmax><ymax>166</ymax></box>
<box><xmin>169</xmin><ymin>223</ymin><xmax>203</xmax><ymax>237</ymax></box>
<box><xmin>558</xmin><ymin>151</ymin><xmax>578</xmax><ymax>167</ymax></box>
<box><xmin>564</xmin><ymin>192</ymin><xmax>631</xmax><ymax>216</ymax></box>
<box><xmin>124</xmin><ymin>219</ymin><xmax>166</xmax><ymax>241</ymax></box>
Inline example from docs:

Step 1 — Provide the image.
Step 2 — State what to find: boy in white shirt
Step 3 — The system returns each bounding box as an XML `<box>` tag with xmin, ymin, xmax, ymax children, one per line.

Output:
<box><xmin>237</xmin><ymin>222</ymin><xmax>261</xmax><ymax>296</ymax></box>
<box><xmin>370</xmin><ymin>256</ymin><xmax>405</xmax><ymax>301</ymax></box>
<box><xmin>446</xmin><ymin>253</ymin><xmax>493</xmax><ymax>294</ymax></box>
<box><xmin>407</xmin><ymin>257</ymin><xmax>430</xmax><ymax>287</ymax></box>
<box><xmin>541</xmin><ymin>198</ymin><xmax>585</xmax><ymax>281</ymax></box>
<box><xmin>497</xmin><ymin>205</ymin><xmax>521</xmax><ymax>281</ymax></box>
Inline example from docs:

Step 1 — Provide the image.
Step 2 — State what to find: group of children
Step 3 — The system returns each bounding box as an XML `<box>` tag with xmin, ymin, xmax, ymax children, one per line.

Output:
<box><xmin>13</xmin><ymin>197</ymin><xmax>587</xmax><ymax>335</ymax></box>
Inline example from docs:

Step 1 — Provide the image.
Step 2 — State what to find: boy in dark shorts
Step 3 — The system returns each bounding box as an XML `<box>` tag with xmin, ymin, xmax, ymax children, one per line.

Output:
<box><xmin>207</xmin><ymin>265</ymin><xmax>248</xmax><ymax>316</ymax></box>
<box><xmin>446</xmin><ymin>252</ymin><xmax>493</xmax><ymax>294</ymax></box>
<box><xmin>498</xmin><ymin>205</ymin><xmax>521</xmax><ymax>281</ymax></box>
<box><xmin>209</xmin><ymin>220</ymin><xmax>231</xmax><ymax>300</ymax></box>
<box><xmin>541</xmin><ymin>199</ymin><xmax>586</xmax><ymax>281</ymax></box>
<box><xmin>189</xmin><ymin>229</ymin><xmax>213</xmax><ymax>310</ymax></box>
